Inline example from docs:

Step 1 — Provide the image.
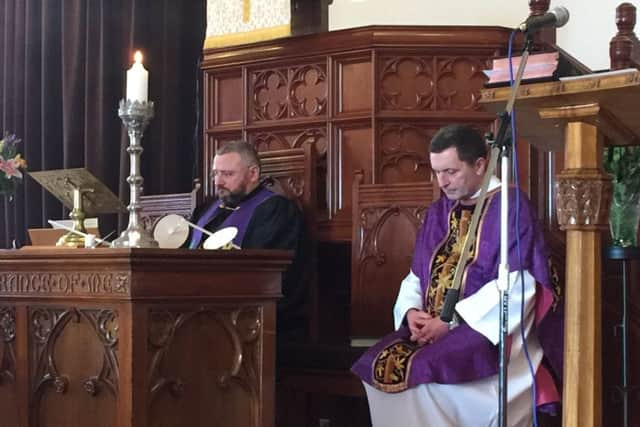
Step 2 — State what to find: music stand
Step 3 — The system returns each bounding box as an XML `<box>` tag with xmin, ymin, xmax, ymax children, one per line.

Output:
<box><xmin>29</xmin><ymin>168</ymin><xmax>125</xmax><ymax>247</ymax></box>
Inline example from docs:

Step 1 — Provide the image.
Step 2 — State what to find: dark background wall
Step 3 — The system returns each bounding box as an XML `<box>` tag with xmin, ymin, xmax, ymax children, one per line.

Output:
<box><xmin>0</xmin><ymin>0</ymin><xmax>206</xmax><ymax>247</ymax></box>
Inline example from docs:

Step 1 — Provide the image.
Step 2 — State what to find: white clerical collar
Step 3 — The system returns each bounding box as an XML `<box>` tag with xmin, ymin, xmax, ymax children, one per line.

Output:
<box><xmin>470</xmin><ymin>176</ymin><xmax>501</xmax><ymax>200</ymax></box>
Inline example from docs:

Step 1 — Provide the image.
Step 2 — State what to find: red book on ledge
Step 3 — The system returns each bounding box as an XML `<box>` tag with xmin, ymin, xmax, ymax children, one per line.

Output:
<box><xmin>484</xmin><ymin>52</ymin><xmax>560</xmax><ymax>87</ymax></box>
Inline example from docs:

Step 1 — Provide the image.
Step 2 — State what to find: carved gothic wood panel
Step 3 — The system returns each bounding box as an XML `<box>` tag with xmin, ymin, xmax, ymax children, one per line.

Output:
<box><xmin>291</xmin><ymin>64</ymin><xmax>328</xmax><ymax>118</ymax></box>
<box><xmin>0</xmin><ymin>306</ymin><xmax>17</xmax><ymax>425</ymax></box>
<box><xmin>248</xmin><ymin>127</ymin><xmax>327</xmax><ymax>218</ymax></box>
<box><xmin>249</xmin><ymin>63</ymin><xmax>328</xmax><ymax>123</ymax></box>
<box><xmin>258</xmin><ymin>144</ymin><xmax>318</xmax><ymax>219</ymax></box>
<box><xmin>0</xmin><ymin>249</ymin><xmax>287</xmax><ymax>427</ymax></box>
<box><xmin>252</xmin><ymin>68</ymin><xmax>289</xmax><ymax>122</ymax></box>
<box><xmin>203</xmin><ymin>27</ymin><xmax>514</xmax><ymax>240</ymax></box>
<box><xmin>351</xmin><ymin>178</ymin><xmax>434</xmax><ymax>339</ymax></box>
<box><xmin>378</xmin><ymin>55</ymin><xmax>491</xmax><ymax>112</ymax></box>
<box><xmin>248</xmin><ymin>126</ymin><xmax>328</xmax><ymax>155</ymax></box>
<box><xmin>353</xmin><ymin>207</ymin><xmax>425</xmax><ymax>337</ymax></box>
<box><xmin>0</xmin><ymin>306</ymin><xmax>16</xmax><ymax>385</ymax></box>
<box><xmin>377</xmin><ymin>121</ymin><xmax>497</xmax><ymax>184</ymax></box>
<box><xmin>147</xmin><ymin>306</ymin><xmax>263</xmax><ymax>427</ymax></box>
<box><xmin>29</xmin><ymin>307</ymin><xmax>119</xmax><ymax>427</ymax></box>
<box><xmin>378</xmin><ymin>123</ymin><xmax>434</xmax><ymax>183</ymax></box>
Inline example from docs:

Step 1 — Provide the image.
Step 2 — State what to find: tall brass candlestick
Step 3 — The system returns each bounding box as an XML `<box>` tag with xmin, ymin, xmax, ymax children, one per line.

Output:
<box><xmin>112</xmin><ymin>99</ymin><xmax>158</xmax><ymax>248</ymax></box>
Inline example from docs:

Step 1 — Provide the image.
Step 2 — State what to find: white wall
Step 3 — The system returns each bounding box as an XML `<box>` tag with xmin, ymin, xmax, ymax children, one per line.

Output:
<box><xmin>329</xmin><ymin>0</ymin><xmax>639</xmax><ymax>71</ymax></box>
<box><xmin>556</xmin><ymin>0</ymin><xmax>633</xmax><ymax>71</ymax></box>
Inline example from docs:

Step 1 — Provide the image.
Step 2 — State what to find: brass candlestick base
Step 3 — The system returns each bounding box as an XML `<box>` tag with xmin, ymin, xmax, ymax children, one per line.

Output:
<box><xmin>56</xmin><ymin>209</ymin><xmax>86</xmax><ymax>247</ymax></box>
<box><xmin>112</xmin><ymin>99</ymin><xmax>158</xmax><ymax>248</ymax></box>
<box><xmin>56</xmin><ymin>186</ymin><xmax>93</xmax><ymax>247</ymax></box>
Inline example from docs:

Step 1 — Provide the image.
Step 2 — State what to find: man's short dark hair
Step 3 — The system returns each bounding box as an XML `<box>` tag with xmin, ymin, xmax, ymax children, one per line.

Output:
<box><xmin>216</xmin><ymin>140</ymin><xmax>261</xmax><ymax>171</ymax></box>
<box><xmin>429</xmin><ymin>124</ymin><xmax>488</xmax><ymax>165</ymax></box>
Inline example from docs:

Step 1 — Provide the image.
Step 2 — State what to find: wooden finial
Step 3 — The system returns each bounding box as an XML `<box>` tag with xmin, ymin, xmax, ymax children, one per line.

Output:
<box><xmin>529</xmin><ymin>0</ymin><xmax>550</xmax><ymax>16</ymax></box>
<box><xmin>528</xmin><ymin>0</ymin><xmax>554</xmax><ymax>46</ymax></box>
<box><xmin>616</xmin><ymin>2</ymin><xmax>637</xmax><ymax>36</ymax></box>
<box><xmin>610</xmin><ymin>3</ymin><xmax>640</xmax><ymax>70</ymax></box>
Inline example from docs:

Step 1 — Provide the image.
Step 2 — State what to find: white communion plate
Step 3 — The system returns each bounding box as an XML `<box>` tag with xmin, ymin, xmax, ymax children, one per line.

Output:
<box><xmin>153</xmin><ymin>214</ymin><xmax>190</xmax><ymax>249</ymax></box>
<box><xmin>203</xmin><ymin>226</ymin><xmax>238</xmax><ymax>250</ymax></box>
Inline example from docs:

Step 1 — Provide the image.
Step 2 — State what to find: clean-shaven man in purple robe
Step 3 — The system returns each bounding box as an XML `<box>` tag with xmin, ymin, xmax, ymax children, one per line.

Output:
<box><xmin>188</xmin><ymin>140</ymin><xmax>309</xmax><ymax>342</ymax></box>
<box><xmin>352</xmin><ymin>124</ymin><xmax>563</xmax><ymax>427</ymax></box>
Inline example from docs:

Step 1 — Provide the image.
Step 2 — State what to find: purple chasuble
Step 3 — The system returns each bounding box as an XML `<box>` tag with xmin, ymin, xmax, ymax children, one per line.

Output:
<box><xmin>188</xmin><ymin>186</ymin><xmax>276</xmax><ymax>249</ymax></box>
<box><xmin>351</xmin><ymin>188</ymin><xmax>563</xmax><ymax>407</ymax></box>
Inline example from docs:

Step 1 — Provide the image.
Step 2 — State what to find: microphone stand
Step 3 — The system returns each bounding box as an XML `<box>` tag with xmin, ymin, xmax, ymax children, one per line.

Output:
<box><xmin>493</xmin><ymin>32</ymin><xmax>534</xmax><ymax>427</ymax></box>
<box><xmin>437</xmin><ymin>30</ymin><xmax>536</xmax><ymax>427</ymax></box>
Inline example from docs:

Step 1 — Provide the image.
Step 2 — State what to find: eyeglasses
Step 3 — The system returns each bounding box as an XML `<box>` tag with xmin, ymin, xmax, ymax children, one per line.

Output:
<box><xmin>210</xmin><ymin>165</ymin><xmax>257</xmax><ymax>179</ymax></box>
<box><xmin>210</xmin><ymin>169</ymin><xmax>242</xmax><ymax>179</ymax></box>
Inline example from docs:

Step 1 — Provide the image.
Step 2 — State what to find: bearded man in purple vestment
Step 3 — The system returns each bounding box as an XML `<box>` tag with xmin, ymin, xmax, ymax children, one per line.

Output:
<box><xmin>351</xmin><ymin>124</ymin><xmax>563</xmax><ymax>427</ymax></box>
<box><xmin>187</xmin><ymin>141</ymin><xmax>310</xmax><ymax>342</ymax></box>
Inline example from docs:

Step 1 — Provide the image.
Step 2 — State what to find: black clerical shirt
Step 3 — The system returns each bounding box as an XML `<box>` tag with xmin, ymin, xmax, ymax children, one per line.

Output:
<box><xmin>189</xmin><ymin>185</ymin><xmax>309</xmax><ymax>341</ymax></box>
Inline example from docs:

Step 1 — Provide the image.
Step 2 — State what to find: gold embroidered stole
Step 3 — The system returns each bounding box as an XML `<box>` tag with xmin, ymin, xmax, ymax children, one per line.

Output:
<box><xmin>426</xmin><ymin>205</ymin><xmax>476</xmax><ymax>317</ymax></box>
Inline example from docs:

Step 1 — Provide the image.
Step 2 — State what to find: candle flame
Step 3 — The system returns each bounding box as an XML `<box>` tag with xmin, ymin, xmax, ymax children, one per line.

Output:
<box><xmin>134</xmin><ymin>51</ymin><xmax>143</xmax><ymax>64</ymax></box>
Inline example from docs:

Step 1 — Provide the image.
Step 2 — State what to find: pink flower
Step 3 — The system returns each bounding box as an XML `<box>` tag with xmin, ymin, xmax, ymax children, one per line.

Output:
<box><xmin>0</xmin><ymin>156</ymin><xmax>23</xmax><ymax>179</ymax></box>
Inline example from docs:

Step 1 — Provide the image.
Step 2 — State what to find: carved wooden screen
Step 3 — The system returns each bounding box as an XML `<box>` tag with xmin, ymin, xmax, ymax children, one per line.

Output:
<box><xmin>258</xmin><ymin>143</ymin><xmax>317</xmax><ymax>233</ymax></box>
<box><xmin>202</xmin><ymin>26</ymin><xmax>512</xmax><ymax>242</ymax></box>
<box><xmin>351</xmin><ymin>172</ymin><xmax>436</xmax><ymax>340</ymax></box>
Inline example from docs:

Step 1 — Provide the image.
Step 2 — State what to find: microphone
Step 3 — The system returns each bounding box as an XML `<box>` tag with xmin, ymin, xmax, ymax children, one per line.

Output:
<box><xmin>518</xmin><ymin>6</ymin><xmax>569</xmax><ymax>32</ymax></box>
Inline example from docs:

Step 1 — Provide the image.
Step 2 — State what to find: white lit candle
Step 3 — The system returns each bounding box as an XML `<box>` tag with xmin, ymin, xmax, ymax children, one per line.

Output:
<box><xmin>126</xmin><ymin>51</ymin><xmax>148</xmax><ymax>102</ymax></box>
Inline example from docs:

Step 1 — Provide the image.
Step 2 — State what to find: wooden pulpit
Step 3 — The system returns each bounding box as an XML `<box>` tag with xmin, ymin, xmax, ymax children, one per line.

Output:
<box><xmin>480</xmin><ymin>69</ymin><xmax>640</xmax><ymax>427</ymax></box>
<box><xmin>0</xmin><ymin>248</ymin><xmax>290</xmax><ymax>427</ymax></box>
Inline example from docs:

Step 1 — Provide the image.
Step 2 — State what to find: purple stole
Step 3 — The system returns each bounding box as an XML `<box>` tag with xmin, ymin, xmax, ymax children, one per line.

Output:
<box><xmin>188</xmin><ymin>187</ymin><xmax>276</xmax><ymax>249</ymax></box>
<box><xmin>351</xmin><ymin>188</ymin><xmax>563</xmax><ymax>409</ymax></box>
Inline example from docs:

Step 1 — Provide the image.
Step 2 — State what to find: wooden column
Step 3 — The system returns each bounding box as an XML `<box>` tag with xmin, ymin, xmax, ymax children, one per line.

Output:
<box><xmin>547</xmin><ymin>108</ymin><xmax>612</xmax><ymax>427</ymax></box>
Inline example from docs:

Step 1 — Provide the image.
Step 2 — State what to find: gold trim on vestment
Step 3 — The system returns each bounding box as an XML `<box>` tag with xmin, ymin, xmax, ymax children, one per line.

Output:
<box><xmin>548</xmin><ymin>258</ymin><xmax>562</xmax><ymax>311</ymax></box>
<box><xmin>459</xmin><ymin>190</ymin><xmax>497</xmax><ymax>297</ymax></box>
<box><xmin>423</xmin><ymin>205</ymin><xmax>457</xmax><ymax>310</ymax></box>
<box><xmin>371</xmin><ymin>339</ymin><xmax>420</xmax><ymax>393</ymax></box>
<box><xmin>428</xmin><ymin>205</ymin><xmax>473</xmax><ymax>315</ymax></box>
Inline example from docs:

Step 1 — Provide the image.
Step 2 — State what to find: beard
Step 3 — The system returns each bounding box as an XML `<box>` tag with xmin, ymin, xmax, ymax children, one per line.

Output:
<box><xmin>216</xmin><ymin>187</ymin><xmax>247</xmax><ymax>207</ymax></box>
